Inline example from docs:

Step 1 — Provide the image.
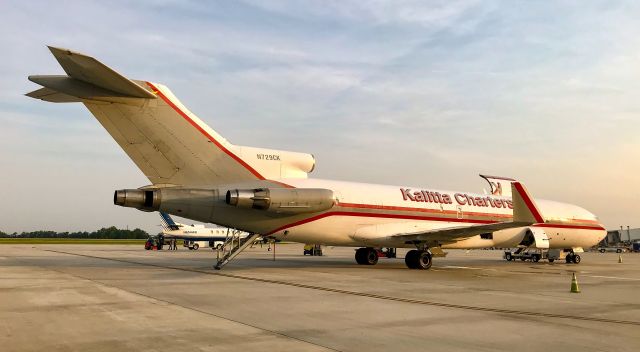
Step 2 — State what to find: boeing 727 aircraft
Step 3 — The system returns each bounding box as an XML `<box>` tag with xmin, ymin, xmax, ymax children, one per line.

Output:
<box><xmin>27</xmin><ymin>47</ymin><xmax>606</xmax><ymax>269</ymax></box>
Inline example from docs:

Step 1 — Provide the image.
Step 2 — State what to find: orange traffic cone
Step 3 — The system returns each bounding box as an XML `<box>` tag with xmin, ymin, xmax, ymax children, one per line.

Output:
<box><xmin>570</xmin><ymin>273</ymin><xmax>580</xmax><ymax>293</ymax></box>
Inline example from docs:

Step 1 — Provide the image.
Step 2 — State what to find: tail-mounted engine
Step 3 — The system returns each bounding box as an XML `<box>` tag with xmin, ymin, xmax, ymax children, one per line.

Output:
<box><xmin>114</xmin><ymin>189</ymin><xmax>160</xmax><ymax>212</ymax></box>
<box><xmin>226</xmin><ymin>188</ymin><xmax>334</xmax><ymax>214</ymax></box>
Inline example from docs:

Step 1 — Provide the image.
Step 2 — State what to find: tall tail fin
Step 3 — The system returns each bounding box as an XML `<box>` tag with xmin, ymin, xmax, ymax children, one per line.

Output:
<box><xmin>160</xmin><ymin>212</ymin><xmax>180</xmax><ymax>231</ymax></box>
<box><xmin>27</xmin><ymin>47</ymin><xmax>315</xmax><ymax>186</ymax></box>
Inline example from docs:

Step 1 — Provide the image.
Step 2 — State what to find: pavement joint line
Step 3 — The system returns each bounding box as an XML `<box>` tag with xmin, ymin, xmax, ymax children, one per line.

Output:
<box><xmin>45</xmin><ymin>249</ymin><xmax>640</xmax><ymax>327</ymax></box>
<box><xmin>585</xmin><ymin>275</ymin><xmax>640</xmax><ymax>281</ymax></box>
<box><xmin>21</xmin><ymin>253</ymin><xmax>342</xmax><ymax>352</ymax></box>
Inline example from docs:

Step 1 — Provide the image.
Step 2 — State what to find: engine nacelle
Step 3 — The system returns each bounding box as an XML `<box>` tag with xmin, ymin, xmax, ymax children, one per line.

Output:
<box><xmin>518</xmin><ymin>227</ymin><xmax>550</xmax><ymax>249</ymax></box>
<box><xmin>114</xmin><ymin>189</ymin><xmax>160</xmax><ymax>212</ymax></box>
<box><xmin>226</xmin><ymin>188</ymin><xmax>334</xmax><ymax>214</ymax></box>
<box><xmin>114</xmin><ymin>188</ymin><xmax>219</xmax><ymax>223</ymax></box>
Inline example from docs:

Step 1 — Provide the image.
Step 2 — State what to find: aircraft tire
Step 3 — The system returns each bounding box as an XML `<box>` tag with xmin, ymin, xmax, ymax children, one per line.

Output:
<box><xmin>416</xmin><ymin>251</ymin><xmax>432</xmax><ymax>270</ymax></box>
<box><xmin>572</xmin><ymin>254</ymin><xmax>581</xmax><ymax>264</ymax></box>
<box><xmin>355</xmin><ymin>248</ymin><xmax>368</xmax><ymax>265</ymax></box>
<box><xmin>405</xmin><ymin>250</ymin><xmax>432</xmax><ymax>269</ymax></box>
<box><xmin>566</xmin><ymin>253</ymin><xmax>573</xmax><ymax>263</ymax></box>
<box><xmin>405</xmin><ymin>250</ymin><xmax>418</xmax><ymax>269</ymax></box>
<box><xmin>364</xmin><ymin>248</ymin><xmax>378</xmax><ymax>265</ymax></box>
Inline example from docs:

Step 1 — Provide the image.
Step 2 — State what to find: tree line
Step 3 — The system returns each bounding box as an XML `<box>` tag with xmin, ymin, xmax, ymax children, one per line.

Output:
<box><xmin>0</xmin><ymin>226</ymin><xmax>150</xmax><ymax>239</ymax></box>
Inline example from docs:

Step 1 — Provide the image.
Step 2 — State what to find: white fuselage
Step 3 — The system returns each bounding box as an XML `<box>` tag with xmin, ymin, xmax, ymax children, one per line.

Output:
<box><xmin>163</xmin><ymin>224</ymin><xmax>236</xmax><ymax>240</ymax></box>
<box><xmin>245</xmin><ymin>178</ymin><xmax>605</xmax><ymax>249</ymax></box>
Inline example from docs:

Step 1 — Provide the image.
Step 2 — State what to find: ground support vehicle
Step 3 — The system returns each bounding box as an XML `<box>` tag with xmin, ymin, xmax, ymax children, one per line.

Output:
<box><xmin>303</xmin><ymin>244</ymin><xmax>323</xmax><ymax>256</ymax></box>
<box><xmin>597</xmin><ymin>246</ymin><xmax>626</xmax><ymax>253</ymax></box>
<box><xmin>504</xmin><ymin>248</ymin><xmax>581</xmax><ymax>264</ymax></box>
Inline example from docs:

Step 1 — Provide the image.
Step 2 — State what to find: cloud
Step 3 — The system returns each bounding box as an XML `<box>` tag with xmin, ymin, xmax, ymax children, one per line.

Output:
<box><xmin>0</xmin><ymin>0</ymin><xmax>639</xmax><ymax>233</ymax></box>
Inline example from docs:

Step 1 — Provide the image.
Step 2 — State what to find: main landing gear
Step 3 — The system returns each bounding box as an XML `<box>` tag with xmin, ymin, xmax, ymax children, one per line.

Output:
<box><xmin>355</xmin><ymin>247</ymin><xmax>379</xmax><ymax>265</ymax></box>
<box><xmin>405</xmin><ymin>250</ymin><xmax>432</xmax><ymax>270</ymax></box>
<box><xmin>354</xmin><ymin>247</ymin><xmax>433</xmax><ymax>270</ymax></box>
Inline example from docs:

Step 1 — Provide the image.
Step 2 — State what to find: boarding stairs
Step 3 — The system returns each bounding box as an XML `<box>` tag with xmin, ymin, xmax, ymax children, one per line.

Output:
<box><xmin>214</xmin><ymin>229</ymin><xmax>260</xmax><ymax>270</ymax></box>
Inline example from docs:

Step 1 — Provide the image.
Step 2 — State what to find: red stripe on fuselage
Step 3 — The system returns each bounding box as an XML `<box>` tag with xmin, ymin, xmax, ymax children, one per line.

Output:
<box><xmin>146</xmin><ymin>82</ymin><xmax>266</xmax><ymax>180</ymax></box>
<box><xmin>265</xmin><ymin>211</ymin><xmax>604</xmax><ymax>236</ymax></box>
<box><xmin>338</xmin><ymin>202</ymin><xmax>513</xmax><ymax>219</ymax></box>
<box><xmin>265</xmin><ymin>211</ymin><xmax>496</xmax><ymax>236</ymax></box>
<box><xmin>532</xmin><ymin>223</ymin><xmax>605</xmax><ymax>231</ymax></box>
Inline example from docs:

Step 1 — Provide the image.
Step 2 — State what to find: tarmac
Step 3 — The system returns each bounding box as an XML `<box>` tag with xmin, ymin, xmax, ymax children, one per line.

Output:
<box><xmin>1</xmin><ymin>243</ymin><xmax>639</xmax><ymax>351</ymax></box>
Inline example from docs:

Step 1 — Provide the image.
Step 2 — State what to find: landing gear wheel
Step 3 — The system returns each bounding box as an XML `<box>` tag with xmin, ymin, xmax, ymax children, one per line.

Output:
<box><xmin>355</xmin><ymin>248</ymin><xmax>378</xmax><ymax>265</ymax></box>
<box><xmin>532</xmin><ymin>255</ymin><xmax>540</xmax><ymax>263</ymax></box>
<box><xmin>572</xmin><ymin>254</ymin><xmax>581</xmax><ymax>264</ymax></box>
<box><xmin>365</xmin><ymin>248</ymin><xmax>379</xmax><ymax>265</ymax></box>
<box><xmin>192</xmin><ymin>243</ymin><xmax>199</xmax><ymax>250</ymax></box>
<box><xmin>355</xmin><ymin>248</ymin><xmax>367</xmax><ymax>265</ymax></box>
<box><xmin>405</xmin><ymin>250</ymin><xmax>432</xmax><ymax>270</ymax></box>
<box><xmin>405</xmin><ymin>250</ymin><xmax>419</xmax><ymax>269</ymax></box>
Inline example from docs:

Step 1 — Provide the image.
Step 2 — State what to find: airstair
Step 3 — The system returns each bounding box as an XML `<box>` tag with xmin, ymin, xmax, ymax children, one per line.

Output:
<box><xmin>214</xmin><ymin>229</ymin><xmax>260</xmax><ymax>270</ymax></box>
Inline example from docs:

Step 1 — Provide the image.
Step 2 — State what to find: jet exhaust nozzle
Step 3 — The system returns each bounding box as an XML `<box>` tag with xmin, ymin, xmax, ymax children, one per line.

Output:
<box><xmin>114</xmin><ymin>189</ymin><xmax>160</xmax><ymax>211</ymax></box>
<box><xmin>225</xmin><ymin>188</ymin><xmax>335</xmax><ymax>214</ymax></box>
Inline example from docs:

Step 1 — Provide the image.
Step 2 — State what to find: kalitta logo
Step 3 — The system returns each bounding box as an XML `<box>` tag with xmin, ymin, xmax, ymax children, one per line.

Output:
<box><xmin>400</xmin><ymin>188</ymin><xmax>513</xmax><ymax>209</ymax></box>
<box><xmin>401</xmin><ymin>188</ymin><xmax>452</xmax><ymax>204</ymax></box>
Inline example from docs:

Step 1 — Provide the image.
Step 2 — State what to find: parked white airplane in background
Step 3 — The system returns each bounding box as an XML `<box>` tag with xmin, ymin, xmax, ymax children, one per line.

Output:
<box><xmin>27</xmin><ymin>47</ymin><xmax>607</xmax><ymax>269</ymax></box>
<box><xmin>159</xmin><ymin>212</ymin><xmax>249</xmax><ymax>250</ymax></box>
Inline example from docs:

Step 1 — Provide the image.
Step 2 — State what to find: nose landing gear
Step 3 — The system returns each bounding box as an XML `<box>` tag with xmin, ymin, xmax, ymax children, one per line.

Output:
<box><xmin>566</xmin><ymin>252</ymin><xmax>581</xmax><ymax>264</ymax></box>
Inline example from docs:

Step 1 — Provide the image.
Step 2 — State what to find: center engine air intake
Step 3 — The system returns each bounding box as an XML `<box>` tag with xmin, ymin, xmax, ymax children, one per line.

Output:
<box><xmin>225</xmin><ymin>188</ymin><xmax>335</xmax><ymax>214</ymax></box>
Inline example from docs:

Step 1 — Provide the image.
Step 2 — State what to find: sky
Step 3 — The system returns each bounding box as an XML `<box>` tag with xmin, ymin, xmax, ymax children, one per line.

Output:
<box><xmin>0</xmin><ymin>0</ymin><xmax>638</xmax><ymax>235</ymax></box>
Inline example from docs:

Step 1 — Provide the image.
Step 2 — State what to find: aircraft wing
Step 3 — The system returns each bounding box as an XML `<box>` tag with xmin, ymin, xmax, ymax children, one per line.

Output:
<box><xmin>384</xmin><ymin>220</ymin><xmax>531</xmax><ymax>244</ymax></box>
<box><xmin>359</xmin><ymin>182</ymin><xmax>542</xmax><ymax>244</ymax></box>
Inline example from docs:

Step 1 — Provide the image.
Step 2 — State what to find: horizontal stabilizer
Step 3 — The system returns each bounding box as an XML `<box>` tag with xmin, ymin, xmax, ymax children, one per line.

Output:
<box><xmin>27</xmin><ymin>75</ymin><xmax>149</xmax><ymax>104</ymax></box>
<box><xmin>25</xmin><ymin>86</ymin><xmax>83</xmax><ymax>103</ymax></box>
<box><xmin>47</xmin><ymin>46</ymin><xmax>155</xmax><ymax>98</ymax></box>
<box><xmin>28</xmin><ymin>46</ymin><xmax>316</xmax><ymax>185</ymax></box>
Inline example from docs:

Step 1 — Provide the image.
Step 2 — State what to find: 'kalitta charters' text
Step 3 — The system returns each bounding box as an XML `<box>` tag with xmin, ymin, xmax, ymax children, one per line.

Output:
<box><xmin>400</xmin><ymin>188</ymin><xmax>513</xmax><ymax>209</ymax></box>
